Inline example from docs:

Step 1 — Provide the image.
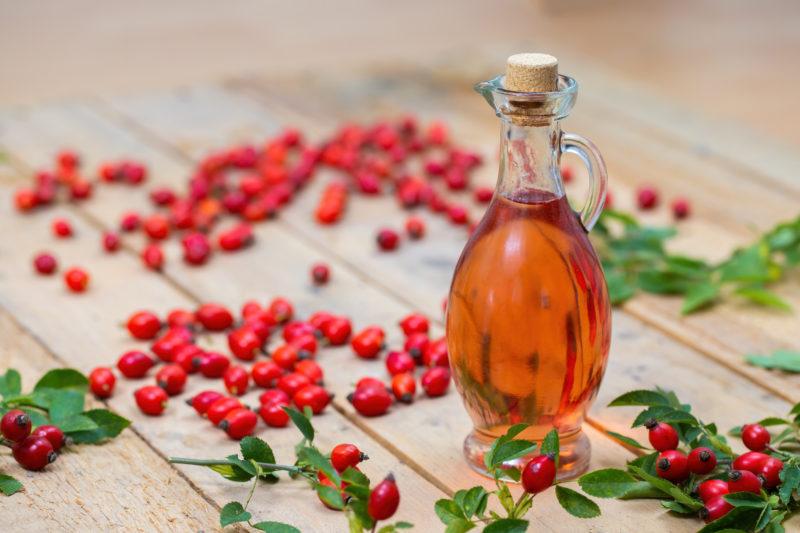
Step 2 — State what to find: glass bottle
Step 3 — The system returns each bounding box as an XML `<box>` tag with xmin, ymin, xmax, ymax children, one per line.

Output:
<box><xmin>445</xmin><ymin>70</ymin><xmax>611</xmax><ymax>480</ymax></box>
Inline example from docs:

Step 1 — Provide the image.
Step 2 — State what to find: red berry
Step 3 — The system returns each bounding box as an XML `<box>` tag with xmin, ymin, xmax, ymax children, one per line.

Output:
<box><xmin>121</xmin><ymin>161</ymin><xmax>147</xmax><ymax>184</ymax></box>
<box><xmin>150</xmin><ymin>187</ymin><xmax>177</xmax><ymax>206</ymax></box>
<box><xmin>355</xmin><ymin>377</ymin><xmax>387</xmax><ymax>391</ymax></box>
<box><xmin>522</xmin><ymin>454</ymin><xmax>556</xmax><ymax>493</ymax></box>
<box><xmin>560</xmin><ymin>165</ymin><xmax>574</xmax><ymax>183</ymax></box>
<box><xmin>218</xmin><ymin>223</ymin><xmax>254</xmax><ymax>251</ymax></box>
<box><xmin>187</xmin><ymin>390</ymin><xmax>225</xmax><ymax>416</ymax></box>
<box><xmin>656</xmin><ymin>450</ymin><xmax>689</xmax><ymax>482</ymax></box>
<box><xmin>473</xmin><ymin>186</ymin><xmax>493</xmax><ymax>204</ymax></box>
<box><xmin>399</xmin><ymin>313</ymin><xmax>429</xmax><ymax>336</ymax></box>
<box><xmin>404</xmin><ymin>333</ymin><xmax>429</xmax><ymax>363</ymax></box>
<box><xmin>117</xmin><ymin>350</ymin><xmax>156</xmax><ymax>378</ymax></box>
<box><xmin>274</xmin><ymin>343</ymin><xmax>306</xmax><ymax>371</ymax></box>
<box><xmin>199</xmin><ymin>352</ymin><xmax>231</xmax><ymax>378</ymax></box>
<box><xmin>56</xmin><ymin>150</ymin><xmax>79</xmax><ymax>171</ymax></box>
<box><xmin>31</xmin><ymin>425</ymin><xmax>65</xmax><ymax>451</ymax></box>
<box><xmin>252</xmin><ymin>360</ymin><xmax>284</xmax><ymax>388</ymax></box>
<box><xmin>645</xmin><ymin>420</ymin><xmax>679</xmax><ymax>451</ymax></box>
<box><xmin>259</xmin><ymin>402</ymin><xmax>290</xmax><ymax>427</ymax></box>
<box><xmin>385</xmin><ymin>351</ymin><xmax>416</xmax><ymax>376</ymax></box>
<box><xmin>143</xmin><ymin>214</ymin><xmax>170</xmax><ymax>240</ymax></box>
<box><xmin>308</xmin><ymin>311</ymin><xmax>335</xmax><ymax>331</ymax></box>
<box><xmin>321</xmin><ymin>316</ymin><xmax>352</xmax><ymax>345</ymax></box>
<box><xmin>219</xmin><ymin>407</ymin><xmax>258</xmax><ymax>440</ymax></box>
<box><xmin>311</xmin><ymin>263</ymin><xmax>330</xmax><ymax>285</ymax></box>
<box><xmin>102</xmin><ymin>231</ymin><xmax>121</xmax><ymax>253</ymax></box>
<box><xmin>671</xmin><ymin>197</ymin><xmax>691</xmax><ymax>220</ymax></box>
<box><xmin>331</xmin><ymin>443</ymin><xmax>368</xmax><ymax>473</ymax></box>
<box><xmin>291</xmin><ymin>333</ymin><xmax>318</xmax><ymax>355</ymax></box>
<box><xmin>688</xmin><ymin>447</ymin><xmax>717</xmax><ymax>475</ymax></box>
<box><xmin>368</xmin><ymin>474</ymin><xmax>400</xmax><ymax>520</ymax></box>
<box><xmin>33</xmin><ymin>252</ymin><xmax>58</xmax><ymax>275</ymax></box>
<box><xmin>64</xmin><ymin>267</ymin><xmax>89</xmax><ymax>292</ymax></box>
<box><xmin>733</xmin><ymin>451</ymin><xmax>770</xmax><ymax>473</ymax></box>
<box><xmin>227</xmin><ymin>325</ymin><xmax>263</xmax><ymax>361</ymax></box>
<box><xmin>268</xmin><ymin>297</ymin><xmax>294</xmax><ymax>324</ymax></box>
<box><xmin>421</xmin><ymin>367</ymin><xmax>450</xmax><ymax>397</ymax></box>
<box><xmin>636</xmin><ymin>186</ymin><xmax>659</xmax><ymax>210</ymax></box>
<box><xmin>13</xmin><ymin>435</ymin><xmax>57</xmax><ymax>470</ymax></box>
<box><xmin>173</xmin><ymin>344</ymin><xmax>204</xmax><ymax>373</ymax></box>
<box><xmin>196</xmin><ymin>303</ymin><xmax>234</xmax><ymax>331</ymax></box>
<box><xmin>405</xmin><ymin>216</ymin><xmax>426</xmax><ymax>239</ymax></box>
<box><xmin>293</xmin><ymin>384</ymin><xmax>331</xmax><ymax>414</ymax></box>
<box><xmin>151</xmin><ymin>327</ymin><xmax>192</xmax><ymax>362</ymax></box>
<box><xmin>206</xmin><ymin>397</ymin><xmax>243</xmax><ymax>425</ymax></box>
<box><xmin>259</xmin><ymin>389</ymin><xmax>291</xmax><ymax>406</ymax></box>
<box><xmin>422</xmin><ymin>337</ymin><xmax>448</xmax><ymax>367</ymax></box>
<box><xmin>697</xmin><ymin>479</ymin><xmax>729</xmax><ymax>503</ymax></box>
<box><xmin>758</xmin><ymin>457</ymin><xmax>784</xmax><ymax>489</ymax></box>
<box><xmin>295</xmin><ymin>359</ymin><xmax>324</xmax><ymax>384</ymax></box>
<box><xmin>742</xmin><ymin>423</ymin><xmax>771</xmax><ymax>452</ymax></box>
<box><xmin>727</xmin><ymin>469</ymin><xmax>762</xmax><ymax>494</ymax></box>
<box><xmin>1</xmin><ymin>409</ymin><xmax>32</xmax><ymax>442</ymax></box>
<box><xmin>701</xmin><ymin>495</ymin><xmax>733</xmax><ymax>523</ymax></box>
<box><xmin>14</xmin><ymin>187</ymin><xmax>38</xmax><ymax>211</ymax></box>
<box><xmin>52</xmin><ymin>218</ymin><xmax>73</xmax><ymax>238</ymax></box>
<box><xmin>278</xmin><ymin>372</ymin><xmax>312</xmax><ymax>397</ymax></box>
<box><xmin>141</xmin><ymin>243</ymin><xmax>165</xmax><ymax>271</ymax></box>
<box><xmin>70</xmin><ymin>180</ymin><xmax>93</xmax><ymax>200</ymax></box>
<box><xmin>223</xmin><ymin>365</ymin><xmax>250</xmax><ymax>396</ymax></box>
<box><xmin>182</xmin><ymin>232</ymin><xmax>212</xmax><ymax>265</ymax></box>
<box><xmin>167</xmin><ymin>308</ymin><xmax>196</xmax><ymax>328</ymax></box>
<box><xmin>156</xmin><ymin>364</ymin><xmax>188</xmax><ymax>396</ymax></box>
<box><xmin>376</xmin><ymin>228</ymin><xmax>400</xmax><ymax>251</ymax></box>
<box><xmin>134</xmin><ymin>385</ymin><xmax>168</xmax><ymax>416</ymax></box>
<box><xmin>448</xmin><ymin>204</ymin><xmax>469</xmax><ymax>225</ymax></box>
<box><xmin>89</xmin><ymin>367</ymin><xmax>116</xmax><ymax>398</ymax></box>
<box><xmin>348</xmin><ymin>385</ymin><xmax>392</xmax><ymax>417</ymax></box>
<box><xmin>127</xmin><ymin>310</ymin><xmax>162</xmax><ymax>340</ymax></box>
<box><xmin>351</xmin><ymin>327</ymin><xmax>385</xmax><ymax>359</ymax></box>
<box><xmin>391</xmin><ymin>373</ymin><xmax>416</xmax><ymax>404</ymax></box>
<box><xmin>119</xmin><ymin>211</ymin><xmax>142</xmax><ymax>232</ymax></box>
<box><xmin>282</xmin><ymin>321</ymin><xmax>315</xmax><ymax>343</ymax></box>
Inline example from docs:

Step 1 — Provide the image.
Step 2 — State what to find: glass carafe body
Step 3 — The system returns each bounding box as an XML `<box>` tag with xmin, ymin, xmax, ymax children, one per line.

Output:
<box><xmin>445</xmin><ymin>74</ymin><xmax>611</xmax><ymax>480</ymax></box>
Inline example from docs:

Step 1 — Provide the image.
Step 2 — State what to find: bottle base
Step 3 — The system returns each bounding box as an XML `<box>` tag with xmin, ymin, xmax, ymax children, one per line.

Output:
<box><xmin>463</xmin><ymin>428</ymin><xmax>590</xmax><ymax>482</ymax></box>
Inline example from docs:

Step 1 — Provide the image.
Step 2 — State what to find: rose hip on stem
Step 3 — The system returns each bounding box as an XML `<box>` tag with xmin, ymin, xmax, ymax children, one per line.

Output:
<box><xmin>330</xmin><ymin>443</ymin><xmax>368</xmax><ymax>473</ymax></box>
<box><xmin>687</xmin><ymin>447</ymin><xmax>717</xmax><ymax>475</ymax></box>
<box><xmin>31</xmin><ymin>425</ymin><xmax>66</xmax><ymax>452</ymax></box>
<box><xmin>697</xmin><ymin>479</ymin><xmax>729</xmax><ymax>503</ymax></box>
<box><xmin>656</xmin><ymin>450</ymin><xmax>689</xmax><ymax>482</ymax></box>
<box><xmin>741</xmin><ymin>423</ymin><xmax>771</xmax><ymax>451</ymax></box>
<box><xmin>1</xmin><ymin>409</ymin><xmax>32</xmax><ymax>442</ymax></box>
<box><xmin>727</xmin><ymin>469</ymin><xmax>762</xmax><ymax>494</ymax></box>
<box><xmin>13</xmin><ymin>436</ymin><xmax>57</xmax><ymax>471</ymax></box>
<box><xmin>701</xmin><ymin>495</ymin><xmax>733</xmax><ymax>523</ymax></box>
<box><xmin>368</xmin><ymin>474</ymin><xmax>400</xmax><ymax>521</ymax></box>
<box><xmin>645</xmin><ymin>419</ymin><xmax>679</xmax><ymax>451</ymax></box>
<box><xmin>522</xmin><ymin>454</ymin><xmax>556</xmax><ymax>493</ymax></box>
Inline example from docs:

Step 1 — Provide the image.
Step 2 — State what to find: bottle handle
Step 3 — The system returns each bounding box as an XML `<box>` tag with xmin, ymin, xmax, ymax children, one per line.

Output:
<box><xmin>561</xmin><ymin>132</ymin><xmax>608</xmax><ymax>232</ymax></box>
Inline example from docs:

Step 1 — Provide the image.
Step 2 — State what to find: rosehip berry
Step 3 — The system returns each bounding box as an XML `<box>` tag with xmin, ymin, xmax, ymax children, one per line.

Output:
<box><xmin>219</xmin><ymin>407</ymin><xmax>258</xmax><ymax>440</ymax></box>
<box><xmin>278</xmin><ymin>372</ymin><xmax>312</xmax><ymax>397</ymax></box>
<box><xmin>348</xmin><ymin>384</ymin><xmax>392</xmax><ymax>417</ymax></box>
<box><xmin>31</xmin><ymin>425</ymin><xmax>66</xmax><ymax>452</ymax></box>
<box><xmin>742</xmin><ymin>423</ymin><xmax>771</xmax><ymax>452</ymax></box>
<box><xmin>251</xmin><ymin>360</ymin><xmax>284</xmax><ymax>388</ymax></box>
<box><xmin>241</xmin><ymin>300</ymin><xmax>263</xmax><ymax>319</ymax></box>
<box><xmin>645</xmin><ymin>419</ymin><xmax>679</xmax><ymax>451</ymax></box>
<box><xmin>173</xmin><ymin>344</ymin><xmax>204</xmax><ymax>373</ymax></box>
<box><xmin>399</xmin><ymin>313</ymin><xmax>429</xmax><ymax>336</ymax></box>
<box><xmin>228</xmin><ymin>325</ymin><xmax>263</xmax><ymax>361</ymax></box>
<box><xmin>727</xmin><ymin>469</ymin><xmax>761</xmax><ymax>494</ymax></box>
<box><xmin>150</xmin><ymin>187</ymin><xmax>177</xmax><ymax>206</ymax></box>
<box><xmin>391</xmin><ymin>373</ymin><xmax>416</xmax><ymax>404</ymax></box>
<box><xmin>151</xmin><ymin>327</ymin><xmax>192</xmax><ymax>362</ymax></box>
<box><xmin>656</xmin><ymin>450</ymin><xmax>689</xmax><ymax>482</ymax></box>
<box><xmin>636</xmin><ymin>186</ymin><xmax>659</xmax><ymax>210</ymax></box>
<box><xmin>522</xmin><ymin>454</ymin><xmax>557</xmax><ymax>493</ymax></box>
<box><xmin>156</xmin><ymin>364</ymin><xmax>188</xmax><ymax>396</ymax></box>
<box><xmin>351</xmin><ymin>327</ymin><xmax>385</xmax><ymax>359</ymax></box>
<box><xmin>134</xmin><ymin>385</ymin><xmax>168</xmax><ymax>416</ymax></box>
<box><xmin>127</xmin><ymin>310</ymin><xmax>162</xmax><ymax>340</ymax></box>
<box><xmin>448</xmin><ymin>204</ymin><xmax>469</xmax><ymax>225</ymax></box>
<box><xmin>52</xmin><ymin>218</ymin><xmax>73</xmax><ymax>238</ymax></box>
<box><xmin>421</xmin><ymin>367</ymin><xmax>450</xmax><ymax>397</ymax></box>
<box><xmin>404</xmin><ymin>333</ymin><xmax>429</xmax><ymax>363</ymax></box>
<box><xmin>89</xmin><ymin>367</ymin><xmax>116</xmax><ymax>398</ymax></box>
<box><xmin>270</xmin><ymin>344</ymin><xmax>300</xmax><ymax>370</ymax></box>
<box><xmin>295</xmin><ymin>359</ymin><xmax>324</xmax><ymax>384</ymax></box>
<box><xmin>368</xmin><ymin>474</ymin><xmax>400</xmax><ymax>520</ymax></box>
<box><xmin>13</xmin><ymin>435</ymin><xmax>57</xmax><ymax>470</ymax></box>
<box><xmin>671</xmin><ymin>197</ymin><xmax>691</xmax><ymax>220</ymax></box>
<box><xmin>473</xmin><ymin>186</ymin><xmax>493</xmax><ymax>204</ymax></box>
<box><xmin>376</xmin><ymin>228</ymin><xmax>400</xmax><ymax>251</ymax></box>
<box><xmin>117</xmin><ymin>350</ymin><xmax>156</xmax><ymax>378</ymax></box>
<box><xmin>182</xmin><ymin>232</ymin><xmax>212</xmax><ymax>265</ymax></box>
<box><xmin>321</xmin><ymin>316</ymin><xmax>352</xmax><ymax>345</ymax></box>
<box><xmin>385</xmin><ymin>351</ymin><xmax>416</xmax><ymax>376</ymax></box>
<box><xmin>688</xmin><ymin>447</ymin><xmax>717</xmax><ymax>475</ymax></box>
<box><xmin>355</xmin><ymin>377</ymin><xmax>387</xmax><ymax>392</ymax></box>
<box><xmin>259</xmin><ymin>389</ymin><xmax>290</xmax><ymax>406</ymax></box>
<box><xmin>199</xmin><ymin>352</ymin><xmax>231</xmax><ymax>378</ymax></box>
<box><xmin>700</xmin><ymin>495</ymin><xmax>732</xmax><ymax>523</ymax></box>
<box><xmin>733</xmin><ymin>451</ymin><xmax>770</xmax><ymax>473</ymax></box>
<box><xmin>282</xmin><ymin>321</ymin><xmax>316</xmax><ymax>343</ymax></box>
<box><xmin>291</xmin><ymin>333</ymin><xmax>318</xmax><ymax>355</ymax></box>
<box><xmin>187</xmin><ymin>390</ymin><xmax>225</xmax><ymax>416</ymax></box>
<box><xmin>223</xmin><ymin>366</ymin><xmax>250</xmax><ymax>396</ymax></box>
<box><xmin>119</xmin><ymin>211</ymin><xmax>142</xmax><ymax>232</ymax></box>
<box><xmin>758</xmin><ymin>457</ymin><xmax>784</xmax><ymax>489</ymax></box>
<box><xmin>422</xmin><ymin>337</ymin><xmax>449</xmax><ymax>367</ymax></box>
<box><xmin>218</xmin><ymin>223</ymin><xmax>254</xmax><ymax>251</ymax></box>
<box><xmin>1</xmin><ymin>409</ymin><xmax>32</xmax><ymax>442</ymax></box>
<box><xmin>143</xmin><ymin>214</ymin><xmax>170</xmax><ymax>240</ymax></box>
<box><xmin>33</xmin><ymin>252</ymin><xmax>58</xmax><ymax>275</ymax></box>
<box><xmin>167</xmin><ymin>308</ymin><xmax>196</xmax><ymax>328</ymax></box>
<box><xmin>14</xmin><ymin>188</ymin><xmax>38</xmax><ymax>212</ymax></box>
<box><xmin>141</xmin><ymin>243</ymin><xmax>165</xmax><ymax>271</ymax></box>
<box><xmin>102</xmin><ymin>231</ymin><xmax>121</xmax><ymax>253</ymax></box>
<box><xmin>405</xmin><ymin>216</ymin><xmax>426</xmax><ymax>239</ymax></box>
<box><xmin>206</xmin><ymin>397</ymin><xmax>243</xmax><ymax>425</ymax></box>
<box><xmin>697</xmin><ymin>479</ymin><xmax>729</xmax><ymax>503</ymax></box>
<box><xmin>331</xmin><ymin>444</ymin><xmax>368</xmax><ymax>473</ymax></box>
<box><xmin>259</xmin><ymin>402</ymin><xmax>290</xmax><ymax>427</ymax></box>
<box><xmin>293</xmin><ymin>384</ymin><xmax>332</xmax><ymax>414</ymax></box>
<box><xmin>64</xmin><ymin>267</ymin><xmax>89</xmax><ymax>292</ymax></box>
<box><xmin>196</xmin><ymin>303</ymin><xmax>234</xmax><ymax>331</ymax></box>
<box><xmin>308</xmin><ymin>311</ymin><xmax>334</xmax><ymax>331</ymax></box>
<box><xmin>311</xmin><ymin>263</ymin><xmax>330</xmax><ymax>285</ymax></box>
<box><xmin>268</xmin><ymin>297</ymin><xmax>294</xmax><ymax>324</ymax></box>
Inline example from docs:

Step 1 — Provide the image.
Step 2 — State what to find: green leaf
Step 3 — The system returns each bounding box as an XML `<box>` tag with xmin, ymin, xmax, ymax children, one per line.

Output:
<box><xmin>208</xmin><ymin>463</ymin><xmax>254</xmax><ymax>482</ymax></box>
<box><xmin>34</xmin><ymin>369</ymin><xmax>88</xmax><ymax>393</ymax></box>
<box><xmin>482</xmin><ymin>518</ymin><xmax>528</xmax><ymax>533</ymax></box>
<box><xmin>240</xmin><ymin>437</ymin><xmax>276</xmax><ymax>465</ymax></box>
<box><xmin>661</xmin><ymin>499</ymin><xmax>695</xmax><ymax>514</ymax></box>
<box><xmin>718</xmin><ymin>245</ymin><xmax>773</xmax><ymax>284</ymax></box>
<box><xmin>0</xmin><ymin>369</ymin><xmax>22</xmax><ymax>398</ymax></box>
<box><xmin>67</xmin><ymin>409</ymin><xmax>130</xmax><ymax>443</ymax></box>
<box><xmin>282</xmin><ymin>406</ymin><xmax>314</xmax><ymax>442</ymax></box>
<box><xmin>746</xmin><ymin>351</ymin><xmax>800</xmax><ymax>373</ymax></box>
<box><xmin>488</xmin><ymin>440</ymin><xmax>537</xmax><ymax>470</ymax></box>
<box><xmin>0</xmin><ymin>474</ymin><xmax>23</xmax><ymax>496</ymax></box>
<box><xmin>723</xmin><ymin>492</ymin><xmax>767</xmax><ymax>508</ymax></box>
<box><xmin>756</xmin><ymin>504</ymin><xmax>773</xmax><ymax>532</ymax></box>
<box><xmin>607</xmin><ymin>390</ymin><xmax>670</xmax><ymax>407</ymax></box>
<box><xmin>627</xmin><ymin>465</ymin><xmax>702</xmax><ymax>509</ymax></box>
<box><xmin>605</xmin><ymin>431</ymin><xmax>647</xmax><ymax>449</ymax></box>
<box><xmin>605</xmin><ymin>270</ymin><xmax>636</xmax><ymax>305</ymax></box>
<box><xmin>298</xmin><ymin>446</ymin><xmax>340</xmax><ymax>487</ymax></box>
<box><xmin>219</xmin><ymin>501</ymin><xmax>251</xmax><ymax>527</ymax></box>
<box><xmin>443</xmin><ymin>520</ymin><xmax>475</xmax><ymax>533</ymax></box>
<box><xmin>484</xmin><ymin>424</ymin><xmax>529</xmax><ymax>470</ymax></box>
<box><xmin>778</xmin><ymin>464</ymin><xmax>800</xmax><ymax>504</ymax></box>
<box><xmin>631</xmin><ymin>406</ymin><xmax>698</xmax><ymax>428</ymax></box>
<box><xmin>41</xmin><ymin>389</ymin><xmax>85</xmax><ymax>423</ymax></box>
<box><xmin>578</xmin><ymin>468</ymin><xmax>657</xmax><ymax>498</ymax></box>
<box><xmin>341</xmin><ymin>466</ymin><xmax>370</xmax><ymax>488</ymax></box>
<box><xmin>251</xmin><ymin>522</ymin><xmax>301</xmax><ymax>533</ymax></box>
<box><xmin>554</xmin><ymin>486</ymin><xmax>600</xmax><ymax>518</ymax></box>
<box><xmin>697</xmin><ymin>506</ymin><xmax>761</xmax><ymax>533</ymax></box>
<box><xmin>628</xmin><ymin>452</ymin><xmax>658</xmax><ymax>476</ymax></box>
<box><xmin>435</xmin><ymin>499</ymin><xmax>466</xmax><ymax>525</ymax></box>
<box><xmin>496</xmin><ymin>482</ymin><xmax>515</xmax><ymax>515</ymax></box>
<box><xmin>681</xmin><ymin>282</ymin><xmax>720</xmax><ymax>314</ymax></box>
<box><xmin>315</xmin><ymin>481</ymin><xmax>344</xmax><ymax>510</ymax></box>
<box><xmin>540</xmin><ymin>429</ymin><xmax>559</xmax><ymax>467</ymax></box>
<box><xmin>56</xmin><ymin>414</ymin><xmax>98</xmax><ymax>433</ymax></box>
<box><xmin>395</xmin><ymin>523</ymin><xmax>413</xmax><ymax>529</ymax></box>
<box><xmin>462</xmin><ymin>486</ymin><xmax>489</xmax><ymax>518</ymax></box>
<box><xmin>20</xmin><ymin>407</ymin><xmax>49</xmax><ymax>427</ymax></box>
<box><xmin>735</xmin><ymin>287</ymin><xmax>791</xmax><ymax>311</ymax></box>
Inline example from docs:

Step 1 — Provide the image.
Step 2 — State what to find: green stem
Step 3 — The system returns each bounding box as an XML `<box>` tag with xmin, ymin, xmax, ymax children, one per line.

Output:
<box><xmin>243</xmin><ymin>466</ymin><xmax>259</xmax><ymax>510</ymax></box>
<box><xmin>169</xmin><ymin>457</ymin><xmax>303</xmax><ymax>473</ymax></box>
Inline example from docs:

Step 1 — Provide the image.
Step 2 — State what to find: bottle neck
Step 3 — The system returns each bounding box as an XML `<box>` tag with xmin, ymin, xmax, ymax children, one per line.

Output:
<box><xmin>497</xmin><ymin>120</ymin><xmax>564</xmax><ymax>200</ymax></box>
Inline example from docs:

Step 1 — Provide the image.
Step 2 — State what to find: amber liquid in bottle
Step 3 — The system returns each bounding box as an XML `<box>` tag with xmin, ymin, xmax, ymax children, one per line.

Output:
<box><xmin>447</xmin><ymin>187</ymin><xmax>611</xmax><ymax>478</ymax></box>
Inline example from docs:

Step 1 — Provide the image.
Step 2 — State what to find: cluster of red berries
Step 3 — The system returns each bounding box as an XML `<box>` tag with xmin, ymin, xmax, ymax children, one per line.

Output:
<box><xmin>634</xmin><ymin>185</ymin><xmax>691</xmax><ymax>220</ymax></box>
<box><xmin>346</xmin><ymin>313</ymin><xmax>451</xmax><ymax>417</ymax></box>
<box><xmin>12</xmin><ymin>150</ymin><xmax>98</xmax><ymax>212</ymax></box>
<box><xmin>1</xmin><ymin>410</ymin><xmax>65</xmax><ymax>471</ymax></box>
<box><xmin>32</xmin><ymin>245</ymin><xmax>91</xmax><ymax>293</ymax></box>
<box><xmin>646</xmin><ymin>420</ymin><xmax>783</xmax><ymax>522</ymax></box>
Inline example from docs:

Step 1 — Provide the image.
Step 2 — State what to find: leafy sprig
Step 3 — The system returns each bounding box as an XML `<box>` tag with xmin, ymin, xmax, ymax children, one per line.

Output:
<box><xmin>746</xmin><ymin>350</ymin><xmax>800</xmax><ymax>373</ymax></box>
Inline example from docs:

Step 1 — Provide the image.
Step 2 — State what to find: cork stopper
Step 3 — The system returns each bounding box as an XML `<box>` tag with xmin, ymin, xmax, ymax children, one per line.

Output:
<box><xmin>505</xmin><ymin>53</ymin><xmax>558</xmax><ymax>92</ymax></box>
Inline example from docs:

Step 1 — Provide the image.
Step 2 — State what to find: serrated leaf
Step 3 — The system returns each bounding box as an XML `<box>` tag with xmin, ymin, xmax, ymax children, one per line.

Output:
<box><xmin>443</xmin><ymin>519</ymin><xmax>475</xmax><ymax>533</ymax></box>
<box><xmin>746</xmin><ymin>351</ymin><xmax>800</xmax><ymax>373</ymax></box>
<box><xmin>661</xmin><ymin>499</ymin><xmax>695</xmax><ymax>514</ymax></box>
<box><xmin>299</xmin><ymin>446</ymin><xmax>340</xmax><ymax>487</ymax></box>
<box><xmin>697</xmin><ymin>506</ymin><xmax>761</xmax><ymax>532</ymax></box>
<box><xmin>627</xmin><ymin>465</ymin><xmax>702</xmax><ymax>509</ymax></box>
<box><xmin>435</xmin><ymin>499</ymin><xmax>466</xmax><ymax>524</ymax></box>
<box><xmin>578</xmin><ymin>468</ymin><xmax>657</xmax><ymax>498</ymax></box>
<box><xmin>778</xmin><ymin>464</ymin><xmax>800</xmax><ymax>504</ymax></box>
<box><xmin>20</xmin><ymin>407</ymin><xmax>49</xmax><ymax>427</ymax></box>
<box><xmin>606</xmin><ymin>431</ymin><xmax>647</xmax><ymax>449</ymax></box>
<box><xmin>756</xmin><ymin>504</ymin><xmax>773</xmax><ymax>532</ymax></box>
<box><xmin>462</xmin><ymin>486</ymin><xmax>489</xmax><ymax>518</ymax></box>
<box><xmin>482</xmin><ymin>518</ymin><xmax>528</xmax><ymax>533</ymax></box>
<box><xmin>735</xmin><ymin>287</ymin><xmax>791</xmax><ymax>311</ymax></box>
<box><xmin>631</xmin><ymin>406</ymin><xmax>697</xmax><ymax>428</ymax></box>
<box><xmin>251</xmin><ymin>521</ymin><xmax>301</xmax><ymax>533</ymax></box>
<box><xmin>240</xmin><ymin>437</ymin><xmax>276</xmax><ymax>465</ymax></box>
<box><xmin>496</xmin><ymin>482</ymin><xmax>515</xmax><ymax>514</ymax></box>
<box><xmin>315</xmin><ymin>482</ymin><xmax>344</xmax><ymax>510</ymax></box>
<box><xmin>541</xmin><ymin>429</ymin><xmax>559</xmax><ymax>467</ymax></box>
<box><xmin>341</xmin><ymin>466</ymin><xmax>370</xmax><ymax>488</ymax></box>
<box><xmin>41</xmin><ymin>389</ymin><xmax>85</xmax><ymax>423</ymax></box>
<box><xmin>67</xmin><ymin>409</ymin><xmax>130</xmax><ymax>443</ymax></box>
<box><xmin>628</xmin><ymin>452</ymin><xmax>658</xmax><ymax>476</ymax></box>
<box><xmin>607</xmin><ymin>390</ymin><xmax>670</xmax><ymax>407</ymax></box>
<box><xmin>682</xmin><ymin>282</ymin><xmax>720</xmax><ymax>314</ymax></box>
<box><xmin>489</xmin><ymin>440</ymin><xmax>537</xmax><ymax>470</ymax></box>
<box><xmin>723</xmin><ymin>492</ymin><xmax>767</xmax><ymax>508</ymax></box>
<box><xmin>56</xmin><ymin>414</ymin><xmax>98</xmax><ymax>433</ymax></box>
<box><xmin>0</xmin><ymin>474</ymin><xmax>23</xmax><ymax>496</ymax></box>
<box><xmin>282</xmin><ymin>406</ymin><xmax>314</xmax><ymax>442</ymax></box>
<box><xmin>555</xmin><ymin>486</ymin><xmax>600</xmax><ymax>518</ymax></box>
<box><xmin>756</xmin><ymin>417</ymin><xmax>789</xmax><ymax>427</ymax></box>
<box><xmin>484</xmin><ymin>424</ymin><xmax>529</xmax><ymax>470</ymax></box>
<box><xmin>220</xmin><ymin>501</ymin><xmax>251</xmax><ymax>527</ymax></box>
<box><xmin>0</xmin><ymin>369</ymin><xmax>22</xmax><ymax>398</ymax></box>
<box><xmin>34</xmin><ymin>369</ymin><xmax>88</xmax><ymax>393</ymax></box>
<box><xmin>208</xmin><ymin>463</ymin><xmax>254</xmax><ymax>482</ymax></box>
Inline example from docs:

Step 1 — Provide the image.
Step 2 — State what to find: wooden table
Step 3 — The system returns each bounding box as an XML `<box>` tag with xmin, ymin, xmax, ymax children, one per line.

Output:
<box><xmin>0</xmin><ymin>61</ymin><xmax>798</xmax><ymax>531</ymax></box>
